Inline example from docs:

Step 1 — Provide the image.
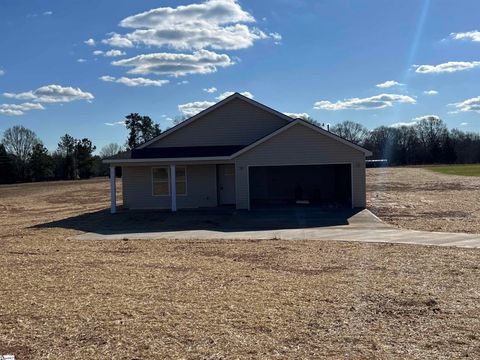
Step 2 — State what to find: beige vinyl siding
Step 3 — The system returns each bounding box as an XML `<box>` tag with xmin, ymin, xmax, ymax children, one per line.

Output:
<box><xmin>122</xmin><ymin>164</ymin><xmax>217</xmax><ymax>209</ymax></box>
<box><xmin>234</xmin><ymin>123</ymin><xmax>367</xmax><ymax>209</ymax></box>
<box><xmin>148</xmin><ymin>98</ymin><xmax>288</xmax><ymax>148</ymax></box>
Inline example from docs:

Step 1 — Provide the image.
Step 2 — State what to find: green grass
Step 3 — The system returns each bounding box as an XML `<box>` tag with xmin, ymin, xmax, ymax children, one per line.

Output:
<box><xmin>424</xmin><ymin>164</ymin><xmax>480</xmax><ymax>177</ymax></box>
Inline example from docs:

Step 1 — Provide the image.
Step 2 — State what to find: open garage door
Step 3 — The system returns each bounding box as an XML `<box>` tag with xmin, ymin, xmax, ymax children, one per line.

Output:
<box><xmin>249</xmin><ymin>164</ymin><xmax>352</xmax><ymax>208</ymax></box>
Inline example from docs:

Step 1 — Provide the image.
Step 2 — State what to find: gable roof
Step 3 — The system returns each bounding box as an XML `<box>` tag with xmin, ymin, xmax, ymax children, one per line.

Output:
<box><xmin>136</xmin><ymin>92</ymin><xmax>293</xmax><ymax>149</ymax></box>
<box><xmin>103</xmin><ymin>97</ymin><xmax>373</xmax><ymax>164</ymax></box>
<box><xmin>230</xmin><ymin>118</ymin><xmax>372</xmax><ymax>157</ymax></box>
<box><xmin>103</xmin><ymin>120</ymin><xmax>372</xmax><ymax>164</ymax></box>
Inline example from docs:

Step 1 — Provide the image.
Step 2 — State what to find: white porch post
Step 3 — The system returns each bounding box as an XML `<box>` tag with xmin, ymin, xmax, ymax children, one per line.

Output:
<box><xmin>110</xmin><ymin>166</ymin><xmax>116</xmax><ymax>214</ymax></box>
<box><xmin>170</xmin><ymin>164</ymin><xmax>177</xmax><ymax>212</ymax></box>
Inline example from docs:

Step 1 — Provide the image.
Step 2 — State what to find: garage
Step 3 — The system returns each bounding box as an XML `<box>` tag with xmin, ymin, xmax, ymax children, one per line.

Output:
<box><xmin>249</xmin><ymin>164</ymin><xmax>352</xmax><ymax>208</ymax></box>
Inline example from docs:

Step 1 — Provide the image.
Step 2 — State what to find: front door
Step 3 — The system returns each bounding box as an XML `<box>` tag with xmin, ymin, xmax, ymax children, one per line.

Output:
<box><xmin>218</xmin><ymin>164</ymin><xmax>236</xmax><ymax>205</ymax></box>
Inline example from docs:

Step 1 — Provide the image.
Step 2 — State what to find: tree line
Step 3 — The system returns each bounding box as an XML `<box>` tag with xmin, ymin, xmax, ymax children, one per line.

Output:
<box><xmin>0</xmin><ymin>113</ymin><xmax>160</xmax><ymax>184</ymax></box>
<box><xmin>1</xmin><ymin>113</ymin><xmax>479</xmax><ymax>184</ymax></box>
<box><xmin>329</xmin><ymin>116</ymin><xmax>479</xmax><ymax>165</ymax></box>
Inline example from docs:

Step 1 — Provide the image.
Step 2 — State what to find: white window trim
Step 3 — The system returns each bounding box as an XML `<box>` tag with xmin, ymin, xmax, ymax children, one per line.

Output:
<box><xmin>151</xmin><ymin>166</ymin><xmax>187</xmax><ymax>197</ymax></box>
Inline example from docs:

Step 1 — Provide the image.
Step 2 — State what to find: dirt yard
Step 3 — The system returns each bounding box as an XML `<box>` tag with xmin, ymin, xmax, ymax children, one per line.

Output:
<box><xmin>367</xmin><ymin>167</ymin><xmax>480</xmax><ymax>234</ymax></box>
<box><xmin>1</xmin><ymin>175</ymin><xmax>480</xmax><ymax>359</ymax></box>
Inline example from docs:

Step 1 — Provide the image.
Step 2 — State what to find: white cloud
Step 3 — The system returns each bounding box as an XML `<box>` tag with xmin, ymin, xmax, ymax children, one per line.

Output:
<box><xmin>0</xmin><ymin>102</ymin><xmax>45</xmax><ymax>116</ymax></box>
<box><xmin>450</xmin><ymin>30</ymin><xmax>480</xmax><ymax>42</ymax></box>
<box><xmin>460</xmin><ymin>122</ymin><xmax>468</xmax><ymax>126</ymax></box>
<box><xmin>414</xmin><ymin>61</ymin><xmax>480</xmax><ymax>74</ymax></box>
<box><xmin>108</xmin><ymin>25</ymin><xmax>278</xmax><ymax>51</ymax></box>
<box><xmin>115</xmin><ymin>77</ymin><xmax>169</xmax><ymax>87</ymax></box>
<box><xmin>11</xmin><ymin>102</ymin><xmax>45</xmax><ymax>110</ymax></box>
<box><xmin>99</xmin><ymin>75</ymin><xmax>169</xmax><ymax>87</ymax></box>
<box><xmin>102</xmin><ymin>0</ymin><xmax>279</xmax><ymax>51</ymax></box>
<box><xmin>376</xmin><ymin>80</ymin><xmax>404</xmax><ymax>88</ymax></box>
<box><xmin>389</xmin><ymin>121</ymin><xmax>418</xmax><ymax>128</ymax></box>
<box><xmin>3</xmin><ymin>85</ymin><xmax>94</xmax><ymax>103</ymax></box>
<box><xmin>423</xmin><ymin>90</ymin><xmax>438</xmax><ymax>95</ymax></box>
<box><xmin>112</xmin><ymin>49</ymin><xmax>234</xmax><ymax>77</ymax></box>
<box><xmin>99</xmin><ymin>75</ymin><xmax>116</xmax><ymax>82</ymax></box>
<box><xmin>105</xmin><ymin>49</ymin><xmax>126</xmax><ymax>57</ymax></box>
<box><xmin>93</xmin><ymin>50</ymin><xmax>126</xmax><ymax>57</ymax></box>
<box><xmin>0</xmin><ymin>69</ymin><xmax>5</xmax><ymax>76</ymax></box>
<box><xmin>314</xmin><ymin>93</ymin><xmax>416</xmax><ymax>111</ymax></box>
<box><xmin>451</xmin><ymin>96</ymin><xmax>480</xmax><ymax>113</ymax></box>
<box><xmin>270</xmin><ymin>32</ymin><xmax>282</xmax><ymax>43</ymax></box>
<box><xmin>0</xmin><ymin>109</ymin><xmax>23</xmax><ymax>116</ymax></box>
<box><xmin>178</xmin><ymin>80</ymin><xmax>189</xmax><ymax>85</ymax></box>
<box><xmin>389</xmin><ymin>115</ymin><xmax>440</xmax><ymax>128</ymax></box>
<box><xmin>121</xmin><ymin>0</ymin><xmax>254</xmax><ymax>28</ymax></box>
<box><xmin>104</xmin><ymin>121</ymin><xmax>125</xmax><ymax>126</ymax></box>
<box><xmin>102</xmin><ymin>33</ymin><xmax>134</xmax><ymax>48</ymax></box>
<box><xmin>178</xmin><ymin>90</ymin><xmax>253</xmax><ymax>116</ymax></box>
<box><xmin>77</xmin><ymin>58</ymin><xmax>87</xmax><ymax>63</ymax></box>
<box><xmin>43</xmin><ymin>11</ymin><xmax>53</xmax><ymax>16</ymax></box>
<box><xmin>160</xmin><ymin>114</ymin><xmax>173</xmax><ymax>121</ymax></box>
<box><xmin>215</xmin><ymin>91</ymin><xmax>253</xmax><ymax>100</ymax></box>
<box><xmin>84</xmin><ymin>38</ymin><xmax>96</xmax><ymax>46</ymax></box>
<box><xmin>204</xmin><ymin>87</ymin><xmax>217</xmax><ymax>93</ymax></box>
<box><xmin>178</xmin><ymin>101</ymin><xmax>215</xmax><ymax>116</ymax></box>
<box><xmin>413</xmin><ymin>115</ymin><xmax>440</xmax><ymax>122</ymax></box>
<box><xmin>284</xmin><ymin>112</ymin><xmax>311</xmax><ymax>120</ymax></box>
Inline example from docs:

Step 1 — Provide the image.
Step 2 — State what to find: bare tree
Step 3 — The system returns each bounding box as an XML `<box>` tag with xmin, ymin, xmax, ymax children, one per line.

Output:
<box><xmin>2</xmin><ymin>125</ymin><xmax>40</xmax><ymax>180</ymax></box>
<box><xmin>292</xmin><ymin>114</ymin><xmax>324</xmax><ymax>128</ymax></box>
<box><xmin>330</xmin><ymin>121</ymin><xmax>369</xmax><ymax>144</ymax></box>
<box><xmin>172</xmin><ymin>115</ymin><xmax>189</xmax><ymax>126</ymax></box>
<box><xmin>414</xmin><ymin>116</ymin><xmax>448</xmax><ymax>163</ymax></box>
<box><xmin>2</xmin><ymin>125</ymin><xmax>40</xmax><ymax>163</ymax></box>
<box><xmin>100</xmin><ymin>143</ymin><xmax>123</xmax><ymax>158</ymax></box>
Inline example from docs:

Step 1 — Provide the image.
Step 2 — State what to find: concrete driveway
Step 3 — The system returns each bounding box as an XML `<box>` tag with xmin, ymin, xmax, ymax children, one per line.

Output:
<box><xmin>70</xmin><ymin>207</ymin><xmax>480</xmax><ymax>248</ymax></box>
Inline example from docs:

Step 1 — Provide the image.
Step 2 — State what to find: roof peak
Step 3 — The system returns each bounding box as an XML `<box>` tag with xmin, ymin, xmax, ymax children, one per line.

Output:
<box><xmin>136</xmin><ymin>92</ymin><xmax>292</xmax><ymax>149</ymax></box>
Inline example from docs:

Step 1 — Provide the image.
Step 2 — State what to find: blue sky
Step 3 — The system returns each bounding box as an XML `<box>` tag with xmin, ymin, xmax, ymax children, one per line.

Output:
<box><xmin>1</xmin><ymin>0</ymin><xmax>479</xmax><ymax>152</ymax></box>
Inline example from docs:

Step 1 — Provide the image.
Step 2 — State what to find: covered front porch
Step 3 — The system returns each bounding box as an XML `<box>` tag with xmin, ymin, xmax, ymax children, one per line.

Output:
<box><xmin>108</xmin><ymin>161</ymin><xmax>236</xmax><ymax>213</ymax></box>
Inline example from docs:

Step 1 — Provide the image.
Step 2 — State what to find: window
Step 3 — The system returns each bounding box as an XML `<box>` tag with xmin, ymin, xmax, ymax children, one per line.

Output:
<box><xmin>152</xmin><ymin>166</ymin><xmax>187</xmax><ymax>196</ymax></box>
<box><xmin>152</xmin><ymin>167</ymin><xmax>169</xmax><ymax>196</ymax></box>
<box><xmin>175</xmin><ymin>166</ymin><xmax>187</xmax><ymax>195</ymax></box>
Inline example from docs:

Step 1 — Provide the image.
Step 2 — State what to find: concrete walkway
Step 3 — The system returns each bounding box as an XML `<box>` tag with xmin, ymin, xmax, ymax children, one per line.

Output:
<box><xmin>71</xmin><ymin>208</ymin><xmax>480</xmax><ymax>248</ymax></box>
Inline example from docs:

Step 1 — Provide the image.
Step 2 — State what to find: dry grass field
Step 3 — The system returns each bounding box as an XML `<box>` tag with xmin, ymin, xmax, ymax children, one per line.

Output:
<box><xmin>1</xmin><ymin>172</ymin><xmax>480</xmax><ymax>359</ymax></box>
<box><xmin>368</xmin><ymin>167</ymin><xmax>480</xmax><ymax>233</ymax></box>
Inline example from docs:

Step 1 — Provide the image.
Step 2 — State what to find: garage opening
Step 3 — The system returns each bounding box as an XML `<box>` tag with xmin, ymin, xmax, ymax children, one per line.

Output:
<box><xmin>249</xmin><ymin>164</ymin><xmax>352</xmax><ymax>208</ymax></box>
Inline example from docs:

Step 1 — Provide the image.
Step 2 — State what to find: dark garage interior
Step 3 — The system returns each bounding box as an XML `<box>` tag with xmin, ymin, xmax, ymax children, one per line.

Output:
<box><xmin>249</xmin><ymin>164</ymin><xmax>352</xmax><ymax>208</ymax></box>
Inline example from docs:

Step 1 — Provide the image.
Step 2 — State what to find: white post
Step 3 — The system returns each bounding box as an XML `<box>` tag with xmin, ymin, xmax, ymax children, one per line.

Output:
<box><xmin>170</xmin><ymin>164</ymin><xmax>177</xmax><ymax>212</ymax></box>
<box><xmin>110</xmin><ymin>166</ymin><xmax>116</xmax><ymax>214</ymax></box>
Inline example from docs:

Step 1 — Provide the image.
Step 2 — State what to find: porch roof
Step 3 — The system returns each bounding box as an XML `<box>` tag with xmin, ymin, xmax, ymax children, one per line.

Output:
<box><xmin>103</xmin><ymin>145</ymin><xmax>245</xmax><ymax>164</ymax></box>
<box><xmin>131</xmin><ymin>145</ymin><xmax>245</xmax><ymax>159</ymax></box>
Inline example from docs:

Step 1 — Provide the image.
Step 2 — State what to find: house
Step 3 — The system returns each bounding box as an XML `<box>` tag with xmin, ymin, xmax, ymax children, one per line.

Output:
<box><xmin>104</xmin><ymin>93</ymin><xmax>372</xmax><ymax>213</ymax></box>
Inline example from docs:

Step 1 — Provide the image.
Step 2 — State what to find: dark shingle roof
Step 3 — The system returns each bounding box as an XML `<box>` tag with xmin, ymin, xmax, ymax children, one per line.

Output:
<box><xmin>131</xmin><ymin>145</ymin><xmax>245</xmax><ymax>159</ymax></box>
<box><xmin>104</xmin><ymin>150</ymin><xmax>132</xmax><ymax>160</ymax></box>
